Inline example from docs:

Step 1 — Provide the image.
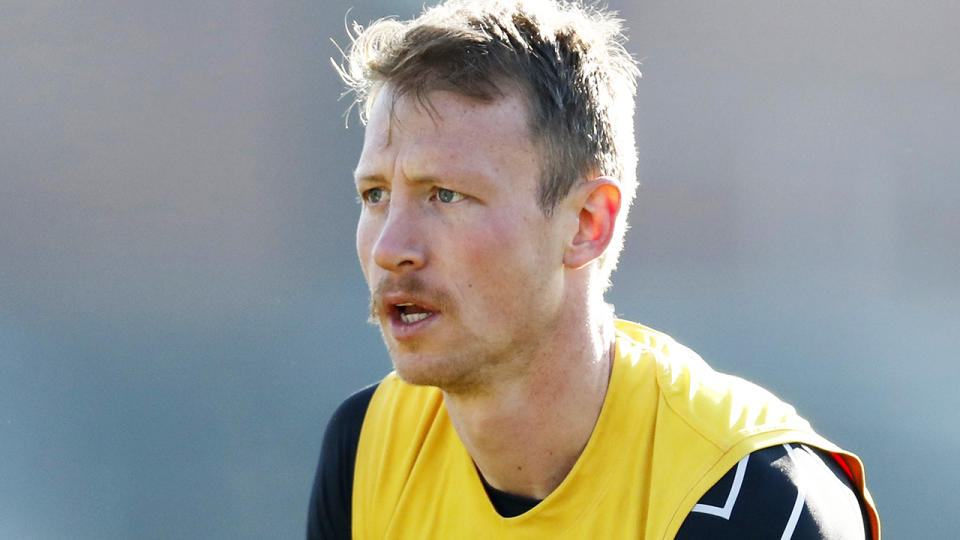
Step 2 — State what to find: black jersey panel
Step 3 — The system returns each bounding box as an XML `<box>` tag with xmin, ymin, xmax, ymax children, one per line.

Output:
<box><xmin>675</xmin><ymin>444</ymin><xmax>868</xmax><ymax>539</ymax></box>
<box><xmin>307</xmin><ymin>384</ymin><xmax>378</xmax><ymax>540</ymax></box>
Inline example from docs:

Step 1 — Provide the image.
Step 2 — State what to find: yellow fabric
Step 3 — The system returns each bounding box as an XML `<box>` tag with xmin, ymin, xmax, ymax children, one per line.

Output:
<box><xmin>353</xmin><ymin>319</ymin><xmax>880</xmax><ymax>539</ymax></box>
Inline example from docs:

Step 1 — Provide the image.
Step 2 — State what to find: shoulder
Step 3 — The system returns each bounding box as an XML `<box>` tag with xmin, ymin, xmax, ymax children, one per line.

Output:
<box><xmin>328</xmin><ymin>383</ymin><xmax>379</xmax><ymax>436</ymax></box>
<box><xmin>677</xmin><ymin>444</ymin><xmax>869</xmax><ymax>539</ymax></box>
<box><xmin>355</xmin><ymin>372</ymin><xmax>448</xmax><ymax>449</ymax></box>
<box><xmin>319</xmin><ymin>383</ymin><xmax>379</xmax><ymax>463</ymax></box>
<box><xmin>306</xmin><ymin>383</ymin><xmax>379</xmax><ymax>540</ymax></box>
<box><xmin>614</xmin><ymin>319</ymin><xmax>818</xmax><ymax>448</ymax></box>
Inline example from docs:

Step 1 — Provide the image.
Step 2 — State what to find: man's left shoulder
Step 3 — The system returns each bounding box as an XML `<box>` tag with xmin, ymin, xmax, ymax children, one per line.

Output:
<box><xmin>615</xmin><ymin>319</ymin><xmax>816</xmax><ymax>448</ymax></box>
<box><xmin>677</xmin><ymin>443</ymin><xmax>870</xmax><ymax>539</ymax></box>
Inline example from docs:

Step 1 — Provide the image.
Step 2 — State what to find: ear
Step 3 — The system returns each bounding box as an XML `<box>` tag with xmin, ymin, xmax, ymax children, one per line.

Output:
<box><xmin>563</xmin><ymin>176</ymin><xmax>622</xmax><ymax>269</ymax></box>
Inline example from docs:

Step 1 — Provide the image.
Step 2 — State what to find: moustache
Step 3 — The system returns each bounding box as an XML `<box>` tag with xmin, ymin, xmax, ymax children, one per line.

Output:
<box><xmin>368</xmin><ymin>274</ymin><xmax>455</xmax><ymax>324</ymax></box>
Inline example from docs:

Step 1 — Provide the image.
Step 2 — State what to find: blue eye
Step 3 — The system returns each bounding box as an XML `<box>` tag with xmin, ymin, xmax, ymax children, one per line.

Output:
<box><xmin>363</xmin><ymin>187</ymin><xmax>389</xmax><ymax>204</ymax></box>
<box><xmin>435</xmin><ymin>188</ymin><xmax>465</xmax><ymax>203</ymax></box>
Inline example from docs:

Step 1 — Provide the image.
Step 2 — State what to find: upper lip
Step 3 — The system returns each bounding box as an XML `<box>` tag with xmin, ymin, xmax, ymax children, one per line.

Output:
<box><xmin>380</xmin><ymin>292</ymin><xmax>440</xmax><ymax>314</ymax></box>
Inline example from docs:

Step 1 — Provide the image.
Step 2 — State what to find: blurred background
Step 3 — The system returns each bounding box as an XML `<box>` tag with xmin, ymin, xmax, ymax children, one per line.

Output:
<box><xmin>1</xmin><ymin>0</ymin><xmax>956</xmax><ymax>537</ymax></box>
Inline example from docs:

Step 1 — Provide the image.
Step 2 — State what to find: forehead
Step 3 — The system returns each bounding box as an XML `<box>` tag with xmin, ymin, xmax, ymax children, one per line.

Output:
<box><xmin>356</xmin><ymin>86</ymin><xmax>540</xmax><ymax>183</ymax></box>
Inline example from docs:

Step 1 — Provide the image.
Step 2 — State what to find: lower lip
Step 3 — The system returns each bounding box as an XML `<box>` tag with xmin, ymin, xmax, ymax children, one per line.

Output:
<box><xmin>388</xmin><ymin>312</ymin><xmax>439</xmax><ymax>340</ymax></box>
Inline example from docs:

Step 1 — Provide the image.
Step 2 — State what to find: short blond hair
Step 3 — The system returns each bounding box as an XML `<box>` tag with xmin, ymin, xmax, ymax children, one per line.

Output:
<box><xmin>337</xmin><ymin>0</ymin><xmax>641</xmax><ymax>284</ymax></box>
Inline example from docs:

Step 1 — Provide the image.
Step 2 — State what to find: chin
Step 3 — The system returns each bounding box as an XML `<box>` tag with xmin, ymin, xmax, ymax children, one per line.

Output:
<box><xmin>392</xmin><ymin>355</ymin><xmax>447</xmax><ymax>388</ymax></box>
<box><xmin>391</xmin><ymin>351</ymin><xmax>476</xmax><ymax>392</ymax></box>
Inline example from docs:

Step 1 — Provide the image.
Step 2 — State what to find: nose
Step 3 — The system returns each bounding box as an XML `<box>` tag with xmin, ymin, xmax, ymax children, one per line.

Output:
<box><xmin>372</xmin><ymin>205</ymin><xmax>426</xmax><ymax>272</ymax></box>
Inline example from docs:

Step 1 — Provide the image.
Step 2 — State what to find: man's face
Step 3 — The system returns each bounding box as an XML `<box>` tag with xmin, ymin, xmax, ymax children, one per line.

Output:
<box><xmin>355</xmin><ymin>87</ymin><xmax>572</xmax><ymax>391</ymax></box>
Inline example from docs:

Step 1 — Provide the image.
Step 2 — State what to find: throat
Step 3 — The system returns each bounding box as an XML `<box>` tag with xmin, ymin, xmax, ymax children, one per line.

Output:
<box><xmin>441</xmin><ymin>334</ymin><xmax>614</xmax><ymax>502</ymax></box>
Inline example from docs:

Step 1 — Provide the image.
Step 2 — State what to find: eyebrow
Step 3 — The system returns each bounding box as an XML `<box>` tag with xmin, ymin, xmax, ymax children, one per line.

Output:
<box><xmin>353</xmin><ymin>172</ymin><xmax>447</xmax><ymax>187</ymax></box>
<box><xmin>353</xmin><ymin>172</ymin><xmax>382</xmax><ymax>186</ymax></box>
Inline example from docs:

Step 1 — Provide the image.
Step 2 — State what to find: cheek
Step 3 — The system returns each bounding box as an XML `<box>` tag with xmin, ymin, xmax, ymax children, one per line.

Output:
<box><xmin>355</xmin><ymin>215</ymin><xmax>377</xmax><ymax>277</ymax></box>
<box><xmin>458</xmin><ymin>214</ymin><xmax>546</xmax><ymax>292</ymax></box>
<box><xmin>460</xmin><ymin>217</ymin><xmax>515</xmax><ymax>268</ymax></box>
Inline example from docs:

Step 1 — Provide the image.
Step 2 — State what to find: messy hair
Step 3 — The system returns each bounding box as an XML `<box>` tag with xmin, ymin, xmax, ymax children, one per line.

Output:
<box><xmin>336</xmin><ymin>0</ymin><xmax>641</xmax><ymax>284</ymax></box>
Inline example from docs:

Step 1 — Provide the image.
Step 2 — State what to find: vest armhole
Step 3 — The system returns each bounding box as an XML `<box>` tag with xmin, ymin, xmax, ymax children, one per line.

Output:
<box><xmin>307</xmin><ymin>383</ymin><xmax>379</xmax><ymax>540</ymax></box>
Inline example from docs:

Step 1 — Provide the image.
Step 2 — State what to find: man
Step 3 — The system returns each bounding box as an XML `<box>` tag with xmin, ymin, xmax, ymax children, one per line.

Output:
<box><xmin>309</xmin><ymin>0</ymin><xmax>880</xmax><ymax>538</ymax></box>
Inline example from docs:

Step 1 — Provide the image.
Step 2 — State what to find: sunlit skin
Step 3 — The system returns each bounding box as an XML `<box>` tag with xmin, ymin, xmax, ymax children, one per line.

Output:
<box><xmin>355</xmin><ymin>84</ymin><xmax>623</xmax><ymax>499</ymax></box>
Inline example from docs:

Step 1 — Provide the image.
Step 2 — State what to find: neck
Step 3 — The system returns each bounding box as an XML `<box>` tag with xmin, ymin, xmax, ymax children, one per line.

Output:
<box><xmin>442</xmin><ymin>295</ymin><xmax>616</xmax><ymax>500</ymax></box>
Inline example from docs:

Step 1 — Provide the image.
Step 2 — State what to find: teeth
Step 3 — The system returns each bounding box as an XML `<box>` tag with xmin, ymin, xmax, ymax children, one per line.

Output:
<box><xmin>400</xmin><ymin>312</ymin><xmax>430</xmax><ymax>324</ymax></box>
<box><xmin>395</xmin><ymin>303</ymin><xmax>414</xmax><ymax>307</ymax></box>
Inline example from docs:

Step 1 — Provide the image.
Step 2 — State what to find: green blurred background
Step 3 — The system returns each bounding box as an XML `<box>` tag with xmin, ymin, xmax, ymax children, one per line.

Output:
<box><xmin>2</xmin><ymin>0</ymin><xmax>957</xmax><ymax>537</ymax></box>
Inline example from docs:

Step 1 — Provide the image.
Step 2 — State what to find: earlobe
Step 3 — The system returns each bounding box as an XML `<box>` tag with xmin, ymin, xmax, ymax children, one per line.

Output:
<box><xmin>563</xmin><ymin>177</ymin><xmax>622</xmax><ymax>269</ymax></box>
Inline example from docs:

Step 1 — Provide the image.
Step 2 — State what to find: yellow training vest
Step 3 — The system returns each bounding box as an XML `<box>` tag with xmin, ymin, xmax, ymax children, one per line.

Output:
<box><xmin>353</xmin><ymin>320</ymin><xmax>880</xmax><ymax>539</ymax></box>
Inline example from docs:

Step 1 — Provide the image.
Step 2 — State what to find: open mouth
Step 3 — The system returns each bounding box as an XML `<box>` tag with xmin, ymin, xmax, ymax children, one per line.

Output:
<box><xmin>394</xmin><ymin>302</ymin><xmax>436</xmax><ymax>324</ymax></box>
